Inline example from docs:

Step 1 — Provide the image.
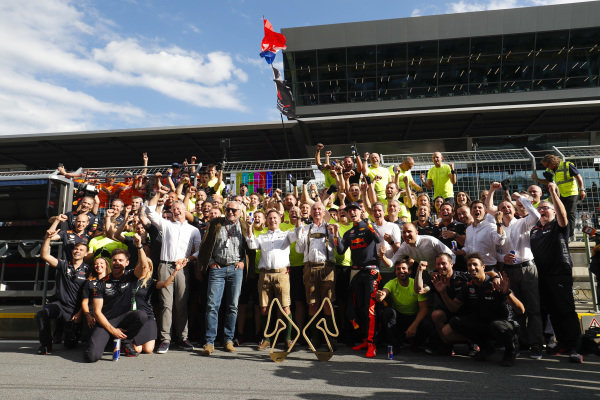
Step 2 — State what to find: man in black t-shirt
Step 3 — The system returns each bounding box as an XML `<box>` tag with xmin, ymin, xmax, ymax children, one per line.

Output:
<box><xmin>414</xmin><ymin>253</ymin><xmax>469</xmax><ymax>355</ymax></box>
<box><xmin>84</xmin><ymin>249</ymin><xmax>147</xmax><ymax>362</ymax></box>
<box><xmin>434</xmin><ymin>203</ymin><xmax>467</xmax><ymax>271</ymax></box>
<box><xmin>36</xmin><ymin>230</ymin><xmax>89</xmax><ymax>354</ymax></box>
<box><xmin>439</xmin><ymin>254</ymin><xmax>524</xmax><ymax>366</ymax></box>
<box><xmin>415</xmin><ymin>205</ymin><xmax>438</xmax><ymax>237</ymax></box>
<box><xmin>530</xmin><ymin>182</ymin><xmax>583</xmax><ymax>363</ymax></box>
<box><xmin>55</xmin><ymin>195</ymin><xmax>99</xmax><ymax>234</ymax></box>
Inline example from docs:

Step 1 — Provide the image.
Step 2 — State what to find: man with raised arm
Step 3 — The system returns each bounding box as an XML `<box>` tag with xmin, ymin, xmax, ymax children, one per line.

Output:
<box><xmin>37</xmin><ymin>229</ymin><xmax>89</xmax><ymax>354</ymax></box>
<box><xmin>84</xmin><ymin>249</ymin><xmax>147</xmax><ymax>362</ymax></box>
<box><xmin>376</xmin><ymin>259</ymin><xmax>430</xmax><ymax>353</ymax></box>
<box><xmin>439</xmin><ymin>254</ymin><xmax>524</xmax><ymax>366</ymax></box>
<box><xmin>530</xmin><ymin>182</ymin><xmax>583</xmax><ymax>363</ymax></box>
<box><xmin>420</xmin><ymin>152</ymin><xmax>457</xmax><ymax>205</ymax></box>
<box><xmin>295</xmin><ymin>202</ymin><xmax>337</xmax><ymax>347</ymax></box>
<box><xmin>246</xmin><ymin>209</ymin><xmax>298</xmax><ymax>349</ymax></box>
<box><xmin>146</xmin><ymin>187</ymin><xmax>201</xmax><ymax>354</ymax></box>
<box><xmin>485</xmin><ymin>181</ymin><xmax>544</xmax><ymax>360</ymax></box>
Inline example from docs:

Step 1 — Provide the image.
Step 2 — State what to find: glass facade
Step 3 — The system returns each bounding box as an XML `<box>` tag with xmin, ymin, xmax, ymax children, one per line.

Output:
<box><xmin>284</xmin><ymin>28</ymin><xmax>600</xmax><ymax>106</ymax></box>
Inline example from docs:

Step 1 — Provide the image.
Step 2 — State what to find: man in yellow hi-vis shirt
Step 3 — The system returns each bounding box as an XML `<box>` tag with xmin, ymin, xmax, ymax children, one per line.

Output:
<box><xmin>532</xmin><ymin>154</ymin><xmax>586</xmax><ymax>240</ymax></box>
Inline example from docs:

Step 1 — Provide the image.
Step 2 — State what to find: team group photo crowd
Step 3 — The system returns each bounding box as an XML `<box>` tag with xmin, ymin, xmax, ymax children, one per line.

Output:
<box><xmin>36</xmin><ymin>144</ymin><xmax>599</xmax><ymax>367</ymax></box>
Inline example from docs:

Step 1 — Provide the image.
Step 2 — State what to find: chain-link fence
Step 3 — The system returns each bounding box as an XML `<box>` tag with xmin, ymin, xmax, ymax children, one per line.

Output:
<box><xmin>555</xmin><ymin>145</ymin><xmax>600</xmax><ymax>230</ymax></box>
<box><xmin>382</xmin><ymin>148</ymin><xmax>535</xmax><ymax>200</ymax></box>
<box><xmin>220</xmin><ymin>146</ymin><xmax>600</xmax><ymax>236</ymax></box>
<box><xmin>3</xmin><ymin>149</ymin><xmax>599</xmax><ymax>227</ymax></box>
<box><xmin>223</xmin><ymin>158</ymin><xmax>325</xmax><ymax>196</ymax></box>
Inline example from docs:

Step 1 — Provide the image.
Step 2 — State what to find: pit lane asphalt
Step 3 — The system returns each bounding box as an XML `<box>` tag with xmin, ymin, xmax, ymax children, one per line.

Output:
<box><xmin>1</xmin><ymin>340</ymin><xmax>598</xmax><ymax>399</ymax></box>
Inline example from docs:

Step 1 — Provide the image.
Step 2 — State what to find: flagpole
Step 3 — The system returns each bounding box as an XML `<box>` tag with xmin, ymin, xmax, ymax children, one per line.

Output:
<box><xmin>280</xmin><ymin>113</ymin><xmax>291</xmax><ymax>158</ymax></box>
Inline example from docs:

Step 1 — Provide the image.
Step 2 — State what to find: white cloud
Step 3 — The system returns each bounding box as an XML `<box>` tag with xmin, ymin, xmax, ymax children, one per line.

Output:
<box><xmin>446</xmin><ymin>0</ymin><xmax>593</xmax><ymax>13</ymax></box>
<box><xmin>0</xmin><ymin>68</ymin><xmax>144</xmax><ymax>134</ymax></box>
<box><xmin>0</xmin><ymin>0</ymin><xmax>249</xmax><ymax>134</ymax></box>
<box><xmin>187</xmin><ymin>24</ymin><xmax>201</xmax><ymax>34</ymax></box>
<box><xmin>94</xmin><ymin>40</ymin><xmax>247</xmax><ymax>85</ymax></box>
<box><xmin>411</xmin><ymin>8</ymin><xmax>422</xmax><ymax>16</ymax></box>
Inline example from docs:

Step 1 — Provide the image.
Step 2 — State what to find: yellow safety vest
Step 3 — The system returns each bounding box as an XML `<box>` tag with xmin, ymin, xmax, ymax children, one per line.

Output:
<box><xmin>548</xmin><ymin>161</ymin><xmax>578</xmax><ymax>197</ymax></box>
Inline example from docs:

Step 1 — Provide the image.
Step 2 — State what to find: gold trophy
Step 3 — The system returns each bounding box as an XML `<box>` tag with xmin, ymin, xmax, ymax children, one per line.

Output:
<box><xmin>264</xmin><ymin>298</ymin><xmax>301</xmax><ymax>362</ymax></box>
<box><xmin>302</xmin><ymin>298</ymin><xmax>339</xmax><ymax>361</ymax></box>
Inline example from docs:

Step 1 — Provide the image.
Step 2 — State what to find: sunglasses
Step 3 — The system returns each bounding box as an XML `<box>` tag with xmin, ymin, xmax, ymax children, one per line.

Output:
<box><xmin>226</xmin><ymin>208</ymin><xmax>239</xmax><ymax>213</ymax></box>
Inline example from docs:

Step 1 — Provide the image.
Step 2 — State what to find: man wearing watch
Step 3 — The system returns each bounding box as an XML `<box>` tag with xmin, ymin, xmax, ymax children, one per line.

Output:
<box><xmin>145</xmin><ymin>189</ymin><xmax>201</xmax><ymax>354</ymax></box>
<box><xmin>439</xmin><ymin>254</ymin><xmax>524</xmax><ymax>367</ymax></box>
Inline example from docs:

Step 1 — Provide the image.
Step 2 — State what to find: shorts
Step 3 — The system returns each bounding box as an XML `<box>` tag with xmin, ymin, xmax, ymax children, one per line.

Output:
<box><xmin>289</xmin><ymin>266</ymin><xmax>306</xmax><ymax>303</ymax></box>
<box><xmin>258</xmin><ymin>268</ymin><xmax>291</xmax><ymax>308</ymax></box>
<box><xmin>303</xmin><ymin>262</ymin><xmax>335</xmax><ymax>305</ymax></box>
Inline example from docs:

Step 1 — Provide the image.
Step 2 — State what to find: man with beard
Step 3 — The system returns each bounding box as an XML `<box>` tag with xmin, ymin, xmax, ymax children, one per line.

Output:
<box><xmin>85</xmin><ymin>249</ymin><xmax>147</xmax><ymax>362</ymax></box>
<box><xmin>439</xmin><ymin>254</ymin><xmax>524</xmax><ymax>366</ymax></box>
<box><xmin>376</xmin><ymin>260</ymin><xmax>430</xmax><ymax>352</ymax></box>
<box><xmin>414</xmin><ymin>253</ymin><xmax>468</xmax><ymax>355</ymax></box>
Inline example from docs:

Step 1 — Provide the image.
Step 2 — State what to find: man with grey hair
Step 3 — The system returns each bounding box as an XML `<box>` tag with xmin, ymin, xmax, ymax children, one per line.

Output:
<box><xmin>196</xmin><ymin>200</ymin><xmax>250</xmax><ymax>356</ymax></box>
<box><xmin>146</xmin><ymin>187</ymin><xmax>202</xmax><ymax>354</ymax></box>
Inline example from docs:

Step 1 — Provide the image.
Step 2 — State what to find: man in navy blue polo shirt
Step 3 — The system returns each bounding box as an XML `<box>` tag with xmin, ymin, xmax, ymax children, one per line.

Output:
<box><xmin>84</xmin><ymin>249</ymin><xmax>147</xmax><ymax>362</ymax></box>
<box><xmin>36</xmin><ymin>228</ymin><xmax>90</xmax><ymax>354</ymax></box>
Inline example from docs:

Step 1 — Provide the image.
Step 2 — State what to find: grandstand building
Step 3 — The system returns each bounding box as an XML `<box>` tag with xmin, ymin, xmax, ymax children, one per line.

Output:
<box><xmin>0</xmin><ymin>1</ymin><xmax>599</xmax><ymax>169</ymax></box>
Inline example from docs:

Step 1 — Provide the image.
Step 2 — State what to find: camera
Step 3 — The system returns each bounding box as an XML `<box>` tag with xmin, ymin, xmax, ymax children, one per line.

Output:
<box><xmin>543</xmin><ymin>170</ymin><xmax>554</xmax><ymax>182</ymax></box>
<box><xmin>501</xmin><ymin>179</ymin><xmax>510</xmax><ymax>191</ymax></box>
<box><xmin>75</xmin><ymin>182</ymin><xmax>99</xmax><ymax>198</ymax></box>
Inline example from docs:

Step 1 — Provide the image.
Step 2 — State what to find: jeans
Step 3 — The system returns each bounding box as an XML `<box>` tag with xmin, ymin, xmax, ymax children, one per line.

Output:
<box><xmin>204</xmin><ymin>265</ymin><xmax>243</xmax><ymax>345</ymax></box>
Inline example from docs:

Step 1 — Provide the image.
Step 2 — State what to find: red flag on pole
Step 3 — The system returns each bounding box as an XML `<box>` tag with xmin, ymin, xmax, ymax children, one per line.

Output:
<box><xmin>261</xmin><ymin>19</ymin><xmax>287</xmax><ymax>53</ymax></box>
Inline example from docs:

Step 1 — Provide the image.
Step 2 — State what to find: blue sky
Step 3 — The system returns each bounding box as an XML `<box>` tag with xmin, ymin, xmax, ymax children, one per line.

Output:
<box><xmin>0</xmin><ymin>0</ymin><xmax>589</xmax><ymax>135</ymax></box>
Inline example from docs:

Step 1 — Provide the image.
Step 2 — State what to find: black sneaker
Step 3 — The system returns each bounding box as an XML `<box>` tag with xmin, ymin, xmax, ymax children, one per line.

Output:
<box><xmin>179</xmin><ymin>339</ymin><xmax>194</xmax><ymax>351</ymax></box>
<box><xmin>468</xmin><ymin>343</ymin><xmax>480</xmax><ymax>358</ymax></box>
<box><xmin>157</xmin><ymin>341</ymin><xmax>170</xmax><ymax>354</ymax></box>
<box><xmin>122</xmin><ymin>342</ymin><xmax>139</xmax><ymax>357</ymax></box>
<box><xmin>37</xmin><ymin>344</ymin><xmax>52</xmax><ymax>355</ymax></box>
<box><xmin>569</xmin><ymin>352</ymin><xmax>584</xmax><ymax>364</ymax></box>
<box><xmin>529</xmin><ymin>345</ymin><xmax>543</xmax><ymax>360</ymax></box>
